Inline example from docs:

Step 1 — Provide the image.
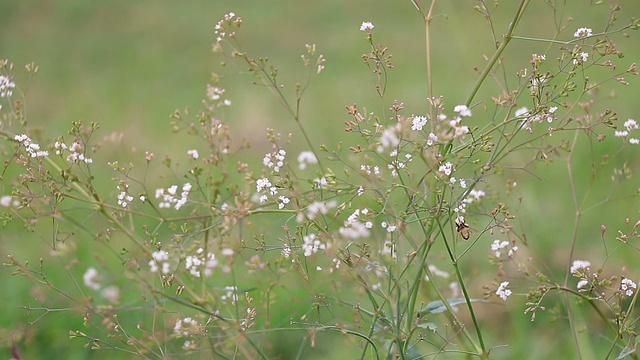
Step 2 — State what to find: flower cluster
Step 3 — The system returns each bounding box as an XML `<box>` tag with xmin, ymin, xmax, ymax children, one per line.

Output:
<box><xmin>155</xmin><ymin>183</ymin><xmax>192</xmax><ymax>210</ymax></box>
<box><xmin>490</xmin><ymin>240</ymin><xmax>518</xmax><ymax>258</ymax></box>
<box><xmin>297</xmin><ymin>150</ymin><xmax>317</xmax><ymax>170</ymax></box>
<box><xmin>614</xmin><ymin>119</ymin><xmax>639</xmax><ymax>144</ymax></box>
<box><xmin>54</xmin><ymin>140</ymin><xmax>93</xmax><ymax>164</ymax></box>
<box><xmin>496</xmin><ymin>281</ymin><xmax>512</xmax><ymax>301</ymax></box>
<box><xmin>263</xmin><ymin>149</ymin><xmax>286</xmax><ymax>174</ymax></box>
<box><xmin>301</xmin><ymin>233</ymin><xmax>330</xmax><ymax>257</ymax></box>
<box><xmin>14</xmin><ymin>134</ymin><xmax>49</xmax><ymax>158</ymax></box>
<box><xmin>149</xmin><ymin>250</ymin><xmax>171</xmax><ymax>274</ymax></box>
<box><xmin>174</xmin><ymin>317</ymin><xmax>203</xmax><ymax>337</ymax></box>
<box><xmin>213</xmin><ymin>12</ymin><xmax>242</xmax><ymax>46</ymax></box>
<box><xmin>185</xmin><ymin>248</ymin><xmax>218</xmax><ymax>277</ymax></box>
<box><xmin>0</xmin><ymin>75</ymin><xmax>15</xmax><ymax>97</ymax></box>
<box><xmin>339</xmin><ymin>208</ymin><xmax>372</xmax><ymax>240</ymax></box>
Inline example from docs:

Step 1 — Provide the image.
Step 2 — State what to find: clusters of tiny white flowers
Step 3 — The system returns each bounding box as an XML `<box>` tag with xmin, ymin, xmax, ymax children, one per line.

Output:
<box><xmin>490</xmin><ymin>239</ymin><xmax>518</xmax><ymax>258</ymax></box>
<box><xmin>116</xmin><ymin>183</ymin><xmax>134</xmax><ymax>208</ymax></box>
<box><xmin>339</xmin><ymin>208</ymin><xmax>372</xmax><ymax>239</ymax></box>
<box><xmin>185</xmin><ymin>248</ymin><xmax>218</xmax><ymax>277</ymax></box>
<box><xmin>388</xmin><ymin>150</ymin><xmax>412</xmax><ymax>178</ymax></box>
<box><xmin>531</xmin><ymin>53</ymin><xmax>546</xmax><ymax>62</ymax></box>
<box><xmin>426</xmin><ymin>132</ymin><xmax>438</xmax><ymax>146</ymax></box>
<box><xmin>574</xmin><ymin>27</ymin><xmax>593</xmax><ymax>38</ymax></box>
<box><xmin>573</xmin><ymin>51</ymin><xmax>589</xmax><ymax>66</ymax></box>
<box><xmin>570</xmin><ymin>260</ymin><xmax>591</xmax><ymax>275</ymax></box>
<box><xmin>377</xmin><ymin>124</ymin><xmax>401</xmax><ymax>153</ymax></box>
<box><xmin>302</xmin><ymin>233</ymin><xmax>330</xmax><ymax>257</ymax></box>
<box><xmin>381</xmin><ymin>221</ymin><xmax>397</xmax><ymax>233</ymax></box>
<box><xmin>496</xmin><ymin>281</ymin><xmax>512</xmax><ymax>301</ymax></box>
<box><xmin>14</xmin><ymin>134</ymin><xmax>49</xmax><ymax>158</ymax></box>
<box><xmin>149</xmin><ymin>250</ymin><xmax>171</xmax><ymax>274</ymax></box>
<box><xmin>206</xmin><ymin>85</ymin><xmax>232</xmax><ymax>106</ymax></box>
<box><xmin>174</xmin><ymin>317</ymin><xmax>202</xmax><ymax>337</ymax></box>
<box><xmin>155</xmin><ymin>183</ymin><xmax>192</xmax><ymax>210</ymax></box>
<box><xmin>214</xmin><ymin>12</ymin><xmax>242</xmax><ymax>45</ymax></box>
<box><xmin>297</xmin><ymin>150</ymin><xmax>317</xmax><ymax>170</ymax></box>
<box><xmin>360</xmin><ymin>21</ymin><xmax>374</xmax><ymax>32</ymax></box>
<box><xmin>361</xmin><ymin>164</ymin><xmax>381</xmax><ymax>175</ymax></box>
<box><xmin>255</xmin><ymin>177</ymin><xmax>290</xmax><ymax>209</ymax></box>
<box><xmin>83</xmin><ymin>267</ymin><xmax>101</xmax><ymax>290</ymax></box>
<box><xmin>0</xmin><ymin>75</ymin><xmax>15</xmax><ymax>97</ymax></box>
<box><xmin>620</xmin><ymin>278</ymin><xmax>637</xmax><ymax>297</ymax></box>
<box><xmin>453</xmin><ymin>105</ymin><xmax>472</xmax><ymax>117</ymax></box>
<box><xmin>263</xmin><ymin>149</ymin><xmax>286</xmax><ymax>174</ymax></box>
<box><xmin>515</xmin><ymin>106</ymin><xmax>558</xmax><ymax>132</ymax></box>
<box><xmin>438</xmin><ymin>162</ymin><xmax>454</xmax><ymax>176</ymax></box>
<box><xmin>187</xmin><ymin>149</ymin><xmax>199</xmax><ymax>159</ymax></box>
<box><xmin>411</xmin><ymin>115</ymin><xmax>428</xmax><ymax>131</ymax></box>
<box><xmin>614</xmin><ymin>119</ymin><xmax>639</xmax><ymax>144</ymax></box>
<box><xmin>54</xmin><ymin>141</ymin><xmax>93</xmax><ymax>164</ymax></box>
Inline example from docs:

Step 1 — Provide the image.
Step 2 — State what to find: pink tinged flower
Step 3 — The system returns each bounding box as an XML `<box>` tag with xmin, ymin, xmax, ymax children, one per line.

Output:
<box><xmin>491</xmin><ymin>240</ymin><xmax>510</xmax><ymax>257</ymax></box>
<box><xmin>615</xmin><ymin>130</ymin><xmax>629</xmax><ymax>137</ymax></box>
<box><xmin>438</xmin><ymin>162</ymin><xmax>453</xmax><ymax>176</ymax></box>
<box><xmin>187</xmin><ymin>149</ymin><xmax>199</xmax><ymax>159</ymax></box>
<box><xmin>411</xmin><ymin>115</ymin><xmax>428</xmax><ymax>131</ymax></box>
<box><xmin>426</xmin><ymin>133</ymin><xmax>438</xmax><ymax>146</ymax></box>
<box><xmin>453</xmin><ymin>105</ymin><xmax>472</xmax><ymax>117</ymax></box>
<box><xmin>621</xmin><ymin>278</ymin><xmax>637</xmax><ymax>297</ymax></box>
<box><xmin>570</xmin><ymin>260</ymin><xmax>591</xmax><ymax>275</ymax></box>
<box><xmin>360</xmin><ymin>21</ymin><xmax>374</xmax><ymax>31</ymax></box>
<box><xmin>624</xmin><ymin>119</ymin><xmax>638</xmax><ymax>132</ymax></box>
<box><xmin>496</xmin><ymin>281</ymin><xmax>512</xmax><ymax>301</ymax></box>
<box><xmin>630</xmin><ymin>138</ymin><xmax>640</xmax><ymax>145</ymax></box>
<box><xmin>573</xmin><ymin>27</ymin><xmax>593</xmax><ymax>38</ymax></box>
<box><xmin>256</xmin><ymin>178</ymin><xmax>272</xmax><ymax>192</ymax></box>
<box><xmin>573</xmin><ymin>52</ymin><xmax>589</xmax><ymax>65</ymax></box>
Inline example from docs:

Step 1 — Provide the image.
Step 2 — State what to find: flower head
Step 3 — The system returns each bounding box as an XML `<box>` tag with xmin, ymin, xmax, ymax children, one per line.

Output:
<box><xmin>574</xmin><ymin>27</ymin><xmax>593</xmax><ymax>38</ymax></box>
<box><xmin>496</xmin><ymin>281</ymin><xmax>512</xmax><ymax>301</ymax></box>
<box><xmin>360</xmin><ymin>21</ymin><xmax>374</xmax><ymax>31</ymax></box>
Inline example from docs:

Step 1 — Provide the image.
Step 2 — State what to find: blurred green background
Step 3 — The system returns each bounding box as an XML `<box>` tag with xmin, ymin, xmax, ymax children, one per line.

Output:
<box><xmin>2</xmin><ymin>1</ymin><xmax>640</xmax><ymax>359</ymax></box>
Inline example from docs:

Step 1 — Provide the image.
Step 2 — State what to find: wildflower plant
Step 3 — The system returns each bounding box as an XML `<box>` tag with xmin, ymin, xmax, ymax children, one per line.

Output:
<box><xmin>2</xmin><ymin>2</ymin><xmax>640</xmax><ymax>359</ymax></box>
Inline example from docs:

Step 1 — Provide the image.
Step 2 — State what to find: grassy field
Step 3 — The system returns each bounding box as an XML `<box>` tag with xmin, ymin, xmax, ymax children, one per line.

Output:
<box><xmin>2</xmin><ymin>1</ymin><xmax>640</xmax><ymax>359</ymax></box>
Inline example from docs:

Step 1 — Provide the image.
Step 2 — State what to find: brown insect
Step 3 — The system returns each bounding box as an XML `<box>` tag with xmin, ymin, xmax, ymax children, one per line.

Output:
<box><xmin>456</xmin><ymin>221</ymin><xmax>470</xmax><ymax>240</ymax></box>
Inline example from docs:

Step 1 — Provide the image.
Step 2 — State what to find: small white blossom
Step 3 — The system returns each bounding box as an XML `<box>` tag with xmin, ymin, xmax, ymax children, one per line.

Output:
<box><xmin>573</xmin><ymin>27</ymin><xmax>593</xmax><ymax>38</ymax></box>
<box><xmin>621</xmin><ymin>278</ymin><xmax>637</xmax><ymax>297</ymax></box>
<box><xmin>453</xmin><ymin>105</ymin><xmax>472</xmax><ymax>117</ymax></box>
<box><xmin>360</xmin><ymin>21</ymin><xmax>374</xmax><ymax>31</ymax></box>
<box><xmin>496</xmin><ymin>281</ymin><xmax>512</xmax><ymax>301</ymax></box>
<box><xmin>570</xmin><ymin>260</ymin><xmax>591</xmax><ymax>275</ymax></box>
<box><xmin>187</xmin><ymin>149</ymin><xmax>199</xmax><ymax>159</ymax></box>
<box><xmin>411</xmin><ymin>115</ymin><xmax>428</xmax><ymax>131</ymax></box>
<box><xmin>297</xmin><ymin>150</ymin><xmax>317</xmax><ymax>170</ymax></box>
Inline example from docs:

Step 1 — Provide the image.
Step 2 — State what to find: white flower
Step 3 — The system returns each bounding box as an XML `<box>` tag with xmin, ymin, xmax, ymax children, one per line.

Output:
<box><xmin>621</xmin><ymin>278</ymin><xmax>637</xmax><ymax>297</ymax></box>
<box><xmin>624</xmin><ymin>119</ymin><xmax>638</xmax><ymax>132</ymax></box>
<box><xmin>411</xmin><ymin>116</ymin><xmax>428</xmax><ymax>131</ymax></box>
<box><xmin>360</xmin><ymin>21</ymin><xmax>374</xmax><ymax>31</ymax></box>
<box><xmin>496</xmin><ymin>281</ymin><xmax>512</xmax><ymax>301</ymax></box>
<box><xmin>573</xmin><ymin>27</ymin><xmax>593</xmax><ymax>38</ymax></box>
<box><xmin>187</xmin><ymin>149</ymin><xmax>199</xmax><ymax>159</ymax></box>
<box><xmin>453</xmin><ymin>105</ymin><xmax>472</xmax><ymax>117</ymax></box>
<box><xmin>570</xmin><ymin>260</ymin><xmax>591</xmax><ymax>275</ymax></box>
